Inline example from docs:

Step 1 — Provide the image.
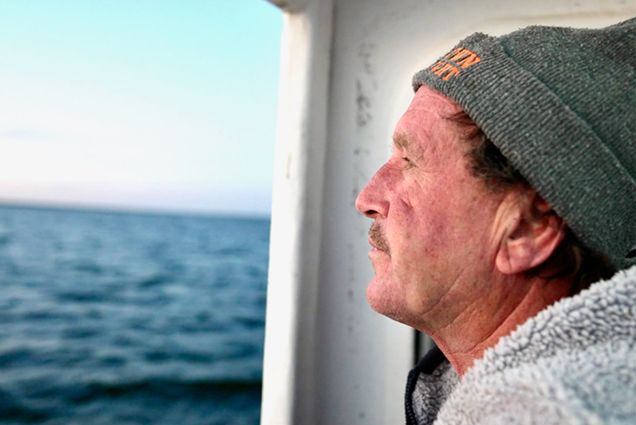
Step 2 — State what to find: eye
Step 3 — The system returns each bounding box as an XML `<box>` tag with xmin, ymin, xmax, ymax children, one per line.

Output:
<box><xmin>401</xmin><ymin>156</ymin><xmax>414</xmax><ymax>168</ymax></box>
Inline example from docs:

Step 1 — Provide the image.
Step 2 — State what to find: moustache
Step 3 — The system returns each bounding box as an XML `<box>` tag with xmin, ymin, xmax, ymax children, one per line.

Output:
<box><xmin>368</xmin><ymin>223</ymin><xmax>390</xmax><ymax>253</ymax></box>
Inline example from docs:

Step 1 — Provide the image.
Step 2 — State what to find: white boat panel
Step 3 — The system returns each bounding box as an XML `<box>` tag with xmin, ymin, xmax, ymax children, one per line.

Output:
<box><xmin>262</xmin><ymin>1</ymin><xmax>636</xmax><ymax>424</ymax></box>
<box><xmin>261</xmin><ymin>1</ymin><xmax>334</xmax><ymax>425</ymax></box>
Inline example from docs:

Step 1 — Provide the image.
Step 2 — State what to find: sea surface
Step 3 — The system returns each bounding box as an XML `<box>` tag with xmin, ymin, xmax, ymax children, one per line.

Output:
<box><xmin>0</xmin><ymin>204</ymin><xmax>269</xmax><ymax>425</ymax></box>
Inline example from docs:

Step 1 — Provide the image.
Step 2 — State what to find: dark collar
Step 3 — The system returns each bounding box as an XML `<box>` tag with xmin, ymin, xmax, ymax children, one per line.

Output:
<box><xmin>404</xmin><ymin>347</ymin><xmax>447</xmax><ymax>425</ymax></box>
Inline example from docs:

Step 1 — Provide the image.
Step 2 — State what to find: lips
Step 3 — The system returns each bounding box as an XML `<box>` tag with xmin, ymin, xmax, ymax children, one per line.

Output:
<box><xmin>368</xmin><ymin>223</ymin><xmax>390</xmax><ymax>253</ymax></box>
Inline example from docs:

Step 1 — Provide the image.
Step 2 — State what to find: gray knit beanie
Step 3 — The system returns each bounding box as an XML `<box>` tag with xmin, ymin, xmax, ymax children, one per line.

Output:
<box><xmin>413</xmin><ymin>17</ymin><xmax>636</xmax><ymax>271</ymax></box>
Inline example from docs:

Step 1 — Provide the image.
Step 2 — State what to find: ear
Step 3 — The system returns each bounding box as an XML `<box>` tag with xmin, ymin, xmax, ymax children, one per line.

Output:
<box><xmin>495</xmin><ymin>192</ymin><xmax>566</xmax><ymax>275</ymax></box>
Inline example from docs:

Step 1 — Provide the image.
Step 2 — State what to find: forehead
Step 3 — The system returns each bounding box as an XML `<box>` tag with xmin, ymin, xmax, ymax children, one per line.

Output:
<box><xmin>407</xmin><ymin>86</ymin><xmax>461</xmax><ymax>114</ymax></box>
<box><xmin>392</xmin><ymin>86</ymin><xmax>464</xmax><ymax>150</ymax></box>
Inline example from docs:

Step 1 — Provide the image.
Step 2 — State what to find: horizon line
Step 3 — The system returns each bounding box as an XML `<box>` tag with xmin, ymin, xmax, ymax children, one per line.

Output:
<box><xmin>0</xmin><ymin>198</ymin><xmax>271</xmax><ymax>221</ymax></box>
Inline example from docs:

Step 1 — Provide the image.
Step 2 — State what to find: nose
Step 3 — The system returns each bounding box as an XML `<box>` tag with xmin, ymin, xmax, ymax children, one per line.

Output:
<box><xmin>355</xmin><ymin>164</ymin><xmax>390</xmax><ymax>219</ymax></box>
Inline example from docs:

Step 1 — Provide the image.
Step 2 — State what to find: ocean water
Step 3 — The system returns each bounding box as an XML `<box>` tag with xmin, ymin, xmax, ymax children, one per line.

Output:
<box><xmin>0</xmin><ymin>205</ymin><xmax>269</xmax><ymax>425</ymax></box>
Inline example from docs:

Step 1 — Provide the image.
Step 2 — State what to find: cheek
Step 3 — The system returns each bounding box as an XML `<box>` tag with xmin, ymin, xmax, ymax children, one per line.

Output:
<box><xmin>404</xmin><ymin>188</ymin><xmax>455</xmax><ymax>251</ymax></box>
<box><xmin>392</xmin><ymin>180</ymin><xmax>480</xmax><ymax>274</ymax></box>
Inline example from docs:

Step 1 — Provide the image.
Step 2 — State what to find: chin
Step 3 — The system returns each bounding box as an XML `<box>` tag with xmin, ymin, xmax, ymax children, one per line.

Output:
<box><xmin>366</xmin><ymin>276</ymin><xmax>408</xmax><ymax>324</ymax></box>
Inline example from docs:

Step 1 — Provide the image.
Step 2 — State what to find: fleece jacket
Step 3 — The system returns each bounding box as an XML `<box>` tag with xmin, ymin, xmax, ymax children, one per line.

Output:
<box><xmin>406</xmin><ymin>265</ymin><xmax>636</xmax><ymax>424</ymax></box>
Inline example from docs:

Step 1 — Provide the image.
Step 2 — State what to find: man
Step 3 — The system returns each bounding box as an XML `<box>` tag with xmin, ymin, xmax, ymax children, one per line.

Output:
<box><xmin>355</xmin><ymin>18</ymin><xmax>636</xmax><ymax>424</ymax></box>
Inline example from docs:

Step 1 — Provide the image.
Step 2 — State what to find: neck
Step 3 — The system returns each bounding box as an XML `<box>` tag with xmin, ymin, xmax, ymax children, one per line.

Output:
<box><xmin>423</xmin><ymin>274</ymin><xmax>572</xmax><ymax>376</ymax></box>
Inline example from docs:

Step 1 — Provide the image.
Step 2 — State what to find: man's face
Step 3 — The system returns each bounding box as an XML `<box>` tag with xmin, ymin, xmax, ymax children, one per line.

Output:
<box><xmin>355</xmin><ymin>86</ymin><xmax>504</xmax><ymax>329</ymax></box>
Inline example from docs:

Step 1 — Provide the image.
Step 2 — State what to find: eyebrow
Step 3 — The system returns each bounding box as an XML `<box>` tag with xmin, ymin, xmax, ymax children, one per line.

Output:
<box><xmin>393</xmin><ymin>129</ymin><xmax>427</xmax><ymax>163</ymax></box>
<box><xmin>393</xmin><ymin>132</ymin><xmax>410</xmax><ymax>150</ymax></box>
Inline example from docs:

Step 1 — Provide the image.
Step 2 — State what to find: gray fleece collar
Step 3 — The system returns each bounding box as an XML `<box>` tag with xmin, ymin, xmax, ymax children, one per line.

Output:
<box><xmin>408</xmin><ymin>265</ymin><xmax>636</xmax><ymax>424</ymax></box>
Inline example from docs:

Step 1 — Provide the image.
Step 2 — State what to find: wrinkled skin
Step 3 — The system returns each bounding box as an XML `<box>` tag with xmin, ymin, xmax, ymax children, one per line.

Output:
<box><xmin>355</xmin><ymin>86</ymin><xmax>506</xmax><ymax>331</ymax></box>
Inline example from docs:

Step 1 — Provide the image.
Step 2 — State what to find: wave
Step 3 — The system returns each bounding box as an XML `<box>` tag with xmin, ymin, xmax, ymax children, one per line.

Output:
<box><xmin>214</xmin><ymin>246</ymin><xmax>250</xmax><ymax>256</ymax></box>
<box><xmin>0</xmin><ymin>388</ymin><xmax>51</xmax><ymax>422</ymax></box>
<box><xmin>68</xmin><ymin>377</ymin><xmax>262</xmax><ymax>402</ymax></box>
<box><xmin>0</xmin><ymin>378</ymin><xmax>262</xmax><ymax>422</ymax></box>
<box><xmin>73</xmin><ymin>262</ymin><xmax>103</xmax><ymax>274</ymax></box>
<box><xmin>137</xmin><ymin>273</ymin><xmax>173</xmax><ymax>288</ymax></box>
<box><xmin>0</xmin><ymin>233</ymin><xmax>11</xmax><ymax>246</ymax></box>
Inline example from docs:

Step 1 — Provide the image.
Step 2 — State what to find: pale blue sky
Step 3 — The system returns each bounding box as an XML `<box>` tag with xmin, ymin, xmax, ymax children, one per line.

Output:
<box><xmin>0</xmin><ymin>0</ymin><xmax>281</xmax><ymax>216</ymax></box>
